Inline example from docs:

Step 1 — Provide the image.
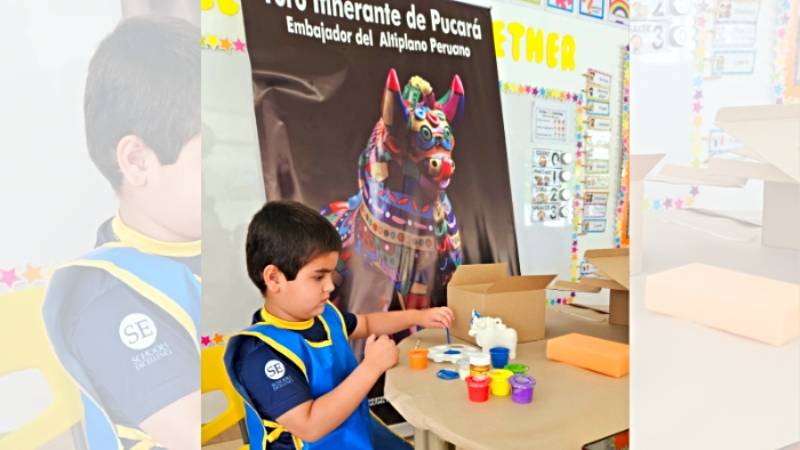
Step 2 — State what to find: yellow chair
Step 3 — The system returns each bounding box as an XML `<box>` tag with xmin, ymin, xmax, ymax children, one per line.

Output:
<box><xmin>0</xmin><ymin>286</ymin><xmax>85</xmax><ymax>450</ymax></box>
<box><xmin>201</xmin><ymin>344</ymin><xmax>247</xmax><ymax>448</ymax></box>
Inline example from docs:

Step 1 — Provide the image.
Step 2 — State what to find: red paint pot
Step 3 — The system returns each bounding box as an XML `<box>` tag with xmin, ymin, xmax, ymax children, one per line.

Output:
<box><xmin>466</xmin><ymin>375</ymin><xmax>490</xmax><ymax>402</ymax></box>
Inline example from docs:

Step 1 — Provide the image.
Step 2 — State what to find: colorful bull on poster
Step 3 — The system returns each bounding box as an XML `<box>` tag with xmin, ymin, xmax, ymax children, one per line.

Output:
<box><xmin>322</xmin><ymin>68</ymin><xmax>464</xmax><ymax>316</ymax></box>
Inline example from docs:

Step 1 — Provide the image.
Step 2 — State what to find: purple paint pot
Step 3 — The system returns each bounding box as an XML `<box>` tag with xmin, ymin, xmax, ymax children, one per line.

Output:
<box><xmin>509</xmin><ymin>374</ymin><xmax>536</xmax><ymax>404</ymax></box>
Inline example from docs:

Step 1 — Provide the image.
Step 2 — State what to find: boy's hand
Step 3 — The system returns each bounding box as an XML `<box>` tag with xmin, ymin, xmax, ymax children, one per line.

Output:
<box><xmin>418</xmin><ymin>307</ymin><xmax>455</xmax><ymax>329</ymax></box>
<box><xmin>363</xmin><ymin>334</ymin><xmax>399</xmax><ymax>374</ymax></box>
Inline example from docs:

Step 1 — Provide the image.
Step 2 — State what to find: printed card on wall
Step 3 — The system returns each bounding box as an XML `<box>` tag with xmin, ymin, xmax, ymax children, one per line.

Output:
<box><xmin>547</xmin><ymin>0</ymin><xmax>575</xmax><ymax>13</ymax></box>
<box><xmin>533</xmin><ymin>149</ymin><xmax>574</xmax><ymax>169</ymax></box>
<box><xmin>533</xmin><ymin>105</ymin><xmax>569</xmax><ymax>142</ymax></box>
<box><xmin>584</xmin><ymin>203</ymin><xmax>608</xmax><ymax>218</ymax></box>
<box><xmin>580</xmin><ymin>0</ymin><xmax>605</xmax><ymax>20</ymax></box>
<box><xmin>715</xmin><ymin>0</ymin><xmax>760</xmax><ymax>23</ymax></box>
<box><xmin>608</xmin><ymin>0</ymin><xmax>629</xmax><ymax>25</ymax></box>
<box><xmin>708</xmin><ymin>128</ymin><xmax>743</xmax><ymax>156</ymax></box>
<box><xmin>586</xmin><ymin>100</ymin><xmax>610</xmax><ymax>115</ymax></box>
<box><xmin>586</xmin><ymin>129</ymin><xmax>612</xmax><ymax>146</ymax></box>
<box><xmin>586</xmin><ymin>69</ymin><xmax>612</xmax><ymax>87</ymax></box>
<box><xmin>587</xmin><ymin>84</ymin><xmax>611</xmax><ymax>101</ymax></box>
<box><xmin>711</xmin><ymin>50</ymin><xmax>756</xmax><ymax>75</ymax></box>
<box><xmin>530</xmin><ymin>144</ymin><xmax>574</xmax><ymax>227</ymax></box>
<box><xmin>586</xmin><ymin>159</ymin><xmax>610</xmax><ymax>173</ymax></box>
<box><xmin>582</xmin><ymin>219</ymin><xmax>607</xmax><ymax>233</ymax></box>
<box><xmin>530</xmin><ymin>203</ymin><xmax>570</xmax><ymax>223</ymax></box>
<box><xmin>585</xmin><ymin>175</ymin><xmax>610</xmax><ymax>189</ymax></box>
<box><xmin>712</xmin><ymin>23</ymin><xmax>757</xmax><ymax>48</ymax></box>
<box><xmin>584</xmin><ymin>191</ymin><xmax>609</xmax><ymax>204</ymax></box>
<box><xmin>587</xmin><ymin>116</ymin><xmax>612</xmax><ymax>130</ymax></box>
<box><xmin>580</xmin><ymin>259</ymin><xmax>599</xmax><ymax>276</ymax></box>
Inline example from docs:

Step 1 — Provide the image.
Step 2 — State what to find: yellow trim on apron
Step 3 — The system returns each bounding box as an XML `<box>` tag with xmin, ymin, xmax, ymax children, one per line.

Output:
<box><xmin>236</xmin><ymin>331</ymin><xmax>308</xmax><ymax>380</ymax></box>
<box><xmin>66</xmin><ymin>259</ymin><xmax>198</xmax><ymax>349</ymax></box>
<box><xmin>257</xmin><ymin>307</ymin><xmax>337</xmax><ymax>348</ymax></box>
<box><xmin>110</xmin><ymin>214</ymin><xmax>201</xmax><ymax>257</ymax></box>
<box><xmin>326</xmin><ymin>301</ymin><xmax>350</xmax><ymax>339</ymax></box>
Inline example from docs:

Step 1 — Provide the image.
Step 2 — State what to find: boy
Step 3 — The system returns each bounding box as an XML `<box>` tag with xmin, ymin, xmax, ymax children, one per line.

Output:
<box><xmin>225</xmin><ymin>200</ymin><xmax>455</xmax><ymax>450</ymax></box>
<box><xmin>42</xmin><ymin>16</ymin><xmax>200</xmax><ymax>450</ymax></box>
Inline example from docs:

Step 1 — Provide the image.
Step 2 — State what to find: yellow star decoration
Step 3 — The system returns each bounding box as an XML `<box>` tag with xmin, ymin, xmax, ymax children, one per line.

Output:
<box><xmin>22</xmin><ymin>264</ymin><xmax>43</xmax><ymax>283</ymax></box>
<box><xmin>206</xmin><ymin>35</ymin><xmax>219</xmax><ymax>49</ymax></box>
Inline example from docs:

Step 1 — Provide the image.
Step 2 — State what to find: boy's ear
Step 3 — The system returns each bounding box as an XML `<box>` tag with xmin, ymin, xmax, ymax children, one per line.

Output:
<box><xmin>262</xmin><ymin>265</ymin><xmax>286</xmax><ymax>294</ymax></box>
<box><xmin>116</xmin><ymin>135</ymin><xmax>156</xmax><ymax>187</ymax></box>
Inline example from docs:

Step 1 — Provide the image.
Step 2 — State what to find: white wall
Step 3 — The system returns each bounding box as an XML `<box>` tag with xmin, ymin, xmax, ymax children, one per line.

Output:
<box><xmin>632</xmin><ymin>0</ymin><xmax>778</xmax><ymax>211</ymax></box>
<box><xmin>201</xmin><ymin>3</ymin><xmax>266</xmax><ymax>335</ymax></box>
<box><xmin>0</xmin><ymin>2</ymin><xmax>119</xmax><ymax>278</ymax></box>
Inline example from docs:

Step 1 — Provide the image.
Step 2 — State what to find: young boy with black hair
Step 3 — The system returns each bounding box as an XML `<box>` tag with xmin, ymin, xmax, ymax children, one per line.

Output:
<box><xmin>225</xmin><ymin>200</ymin><xmax>455</xmax><ymax>450</ymax></box>
<box><xmin>43</xmin><ymin>16</ymin><xmax>200</xmax><ymax>450</ymax></box>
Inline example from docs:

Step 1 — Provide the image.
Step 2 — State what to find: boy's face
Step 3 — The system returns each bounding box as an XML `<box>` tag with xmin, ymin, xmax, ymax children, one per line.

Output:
<box><xmin>147</xmin><ymin>133</ymin><xmax>201</xmax><ymax>240</ymax></box>
<box><xmin>278</xmin><ymin>251</ymin><xmax>338</xmax><ymax>320</ymax></box>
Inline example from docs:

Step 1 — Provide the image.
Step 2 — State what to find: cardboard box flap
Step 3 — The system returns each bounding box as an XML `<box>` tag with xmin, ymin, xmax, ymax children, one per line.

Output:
<box><xmin>585</xmin><ymin>248</ymin><xmax>630</xmax><ymax>289</ymax></box>
<box><xmin>455</xmin><ymin>283</ymin><xmax>494</xmax><ymax>294</ymax></box>
<box><xmin>552</xmin><ymin>280</ymin><xmax>602</xmax><ymax>293</ymax></box>
<box><xmin>653</xmin><ymin>165</ymin><xmax>749</xmax><ymax>187</ymax></box>
<box><xmin>707</xmin><ymin>158</ymin><xmax>797</xmax><ymax>183</ymax></box>
<box><xmin>715</xmin><ymin>105</ymin><xmax>800</xmax><ymax>183</ymax></box>
<box><xmin>485</xmin><ymin>275</ymin><xmax>556</xmax><ymax>293</ymax></box>
<box><xmin>584</xmin><ymin>248</ymin><xmax>628</xmax><ymax>259</ymax></box>
<box><xmin>581</xmin><ymin>275</ymin><xmax>629</xmax><ymax>291</ymax></box>
<box><xmin>716</xmin><ymin>104</ymin><xmax>800</xmax><ymax>123</ymax></box>
<box><xmin>448</xmin><ymin>263</ymin><xmax>507</xmax><ymax>287</ymax></box>
<box><xmin>631</xmin><ymin>154</ymin><xmax>665</xmax><ymax>181</ymax></box>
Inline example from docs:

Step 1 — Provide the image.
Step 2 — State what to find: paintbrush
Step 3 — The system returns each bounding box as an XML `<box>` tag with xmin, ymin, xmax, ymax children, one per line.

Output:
<box><xmin>445</xmin><ymin>327</ymin><xmax>451</xmax><ymax>345</ymax></box>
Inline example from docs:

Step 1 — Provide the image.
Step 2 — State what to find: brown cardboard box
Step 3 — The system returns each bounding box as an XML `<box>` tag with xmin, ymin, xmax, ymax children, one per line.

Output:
<box><xmin>447</xmin><ymin>263</ymin><xmax>556</xmax><ymax>343</ymax></box>
<box><xmin>630</xmin><ymin>154</ymin><xmax>665</xmax><ymax>275</ymax></box>
<box><xmin>554</xmin><ymin>248</ymin><xmax>630</xmax><ymax>326</ymax></box>
<box><xmin>650</xmin><ymin>105</ymin><xmax>800</xmax><ymax>251</ymax></box>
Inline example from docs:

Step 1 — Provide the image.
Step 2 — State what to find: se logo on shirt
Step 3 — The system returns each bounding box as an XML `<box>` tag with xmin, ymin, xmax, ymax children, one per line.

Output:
<box><xmin>265</xmin><ymin>359</ymin><xmax>287</xmax><ymax>380</ymax></box>
<box><xmin>118</xmin><ymin>313</ymin><xmax>158</xmax><ymax>350</ymax></box>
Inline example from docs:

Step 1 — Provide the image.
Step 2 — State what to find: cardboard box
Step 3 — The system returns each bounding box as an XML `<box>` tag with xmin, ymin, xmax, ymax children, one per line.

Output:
<box><xmin>554</xmin><ymin>248</ymin><xmax>630</xmax><ymax>326</ymax></box>
<box><xmin>447</xmin><ymin>263</ymin><xmax>556</xmax><ymax>343</ymax></box>
<box><xmin>651</xmin><ymin>105</ymin><xmax>800</xmax><ymax>251</ymax></box>
<box><xmin>630</xmin><ymin>154</ymin><xmax>665</xmax><ymax>275</ymax></box>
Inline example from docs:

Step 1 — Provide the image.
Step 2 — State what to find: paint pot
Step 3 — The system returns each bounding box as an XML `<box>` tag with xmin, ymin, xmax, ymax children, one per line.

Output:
<box><xmin>409</xmin><ymin>348</ymin><xmax>428</xmax><ymax>370</ymax></box>
<box><xmin>504</xmin><ymin>363</ymin><xmax>529</xmax><ymax>374</ymax></box>
<box><xmin>489</xmin><ymin>347</ymin><xmax>510</xmax><ymax>368</ymax></box>
<box><xmin>465</xmin><ymin>375</ymin><xmax>490</xmax><ymax>402</ymax></box>
<box><xmin>488</xmin><ymin>369</ymin><xmax>514</xmax><ymax>396</ymax></box>
<box><xmin>509</xmin><ymin>374</ymin><xmax>536</xmax><ymax>404</ymax></box>
<box><xmin>469</xmin><ymin>353</ymin><xmax>491</xmax><ymax>377</ymax></box>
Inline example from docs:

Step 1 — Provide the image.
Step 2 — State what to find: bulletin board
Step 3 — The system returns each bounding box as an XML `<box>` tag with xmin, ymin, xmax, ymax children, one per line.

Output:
<box><xmin>486</xmin><ymin>0</ymin><xmax>630</xmax><ymax>284</ymax></box>
<box><xmin>630</xmin><ymin>0</ymin><xmax>779</xmax><ymax>212</ymax></box>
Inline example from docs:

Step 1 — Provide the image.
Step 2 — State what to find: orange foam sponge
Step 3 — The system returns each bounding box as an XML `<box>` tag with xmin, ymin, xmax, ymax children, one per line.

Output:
<box><xmin>546</xmin><ymin>333</ymin><xmax>629</xmax><ymax>377</ymax></box>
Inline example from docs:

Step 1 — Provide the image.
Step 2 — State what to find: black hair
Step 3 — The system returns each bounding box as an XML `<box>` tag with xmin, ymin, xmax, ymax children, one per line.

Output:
<box><xmin>84</xmin><ymin>15</ymin><xmax>200</xmax><ymax>188</ymax></box>
<box><xmin>246</xmin><ymin>201</ymin><xmax>343</xmax><ymax>293</ymax></box>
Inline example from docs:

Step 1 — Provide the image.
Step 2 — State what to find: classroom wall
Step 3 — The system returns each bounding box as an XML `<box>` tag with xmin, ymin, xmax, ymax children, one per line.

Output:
<box><xmin>0</xmin><ymin>2</ymin><xmax>120</xmax><ymax>274</ymax></box>
<box><xmin>201</xmin><ymin>2</ymin><xmax>266</xmax><ymax>337</ymax></box>
<box><xmin>200</xmin><ymin>0</ymin><xmax>632</xmax><ymax>334</ymax></box>
<box><xmin>632</xmin><ymin>0</ymin><xmax>778</xmax><ymax>211</ymax></box>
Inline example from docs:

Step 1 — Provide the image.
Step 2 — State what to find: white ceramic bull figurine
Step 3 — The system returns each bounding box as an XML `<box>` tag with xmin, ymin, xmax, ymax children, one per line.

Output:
<box><xmin>468</xmin><ymin>310</ymin><xmax>518</xmax><ymax>360</ymax></box>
